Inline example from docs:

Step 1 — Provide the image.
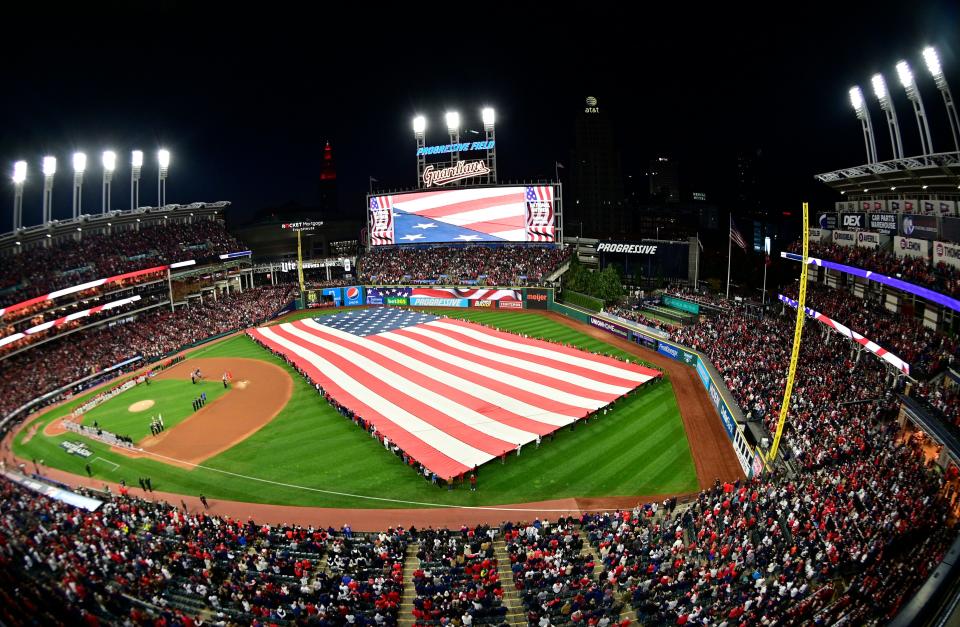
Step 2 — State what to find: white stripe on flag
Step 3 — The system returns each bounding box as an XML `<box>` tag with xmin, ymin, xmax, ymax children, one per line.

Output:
<box><xmin>282</xmin><ymin>323</ymin><xmax>540</xmax><ymax>445</ymax></box>
<box><xmin>427</xmin><ymin>320</ymin><xmax>652</xmax><ymax>383</ymax></box>
<box><xmin>378</xmin><ymin>329</ymin><xmax>607</xmax><ymax>410</ymax></box>
<box><xmin>300</xmin><ymin>319</ymin><xmax>575</xmax><ymax>427</ymax></box>
<box><xmin>256</xmin><ymin>326</ymin><xmax>492</xmax><ymax>467</ymax></box>
<box><xmin>407</xmin><ymin>325</ymin><xmax>638</xmax><ymax>394</ymax></box>
<box><xmin>435</xmin><ymin>203</ymin><xmax>524</xmax><ymax>227</ymax></box>
<box><xmin>395</xmin><ymin>187</ymin><xmax>521</xmax><ymax>214</ymax></box>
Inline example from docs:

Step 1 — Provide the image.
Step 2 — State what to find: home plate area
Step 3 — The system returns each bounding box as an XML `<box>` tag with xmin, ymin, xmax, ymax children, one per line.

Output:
<box><xmin>248</xmin><ymin>308</ymin><xmax>661</xmax><ymax>480</ymax></box>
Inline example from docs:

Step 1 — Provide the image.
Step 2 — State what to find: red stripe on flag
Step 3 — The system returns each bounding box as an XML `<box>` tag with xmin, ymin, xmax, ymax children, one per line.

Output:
<box><xmin>406</xmin><ymin>193</ymin><xmax>526</xmax><ymax>219</ymax></box>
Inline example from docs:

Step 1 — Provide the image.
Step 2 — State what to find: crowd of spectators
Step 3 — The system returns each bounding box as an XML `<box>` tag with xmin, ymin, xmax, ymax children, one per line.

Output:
<box><xmin>0</xmin><ymin>219</ymin><xmax>245</xmax><ymax>309</ymax></box>
<box><xmin>780</xmin><ymin>282</ymin><xmax>958</xmax><ymax>379</ymax></box>
<box><xmin>359</xmin><ymin>245</ymin><xmax>571</xmax><ymax>286</ymax></box>
<box><xmin>0</xmin><ymin>477</ymin><xmax>410</xmax><ymax>625</ymax></box>
<box><xmin>505</xmin><ymin>518</ymin><xmax>623</xmax><ymax>627</ymax></box>
<box><xmin>787</xmin><ymin>241</ymin><xmax>960</xmax><ymax>298</ymax></box>
<box><xmin>604</xmin><ymin>306</ymin><xmax>675</xmax><ymax>332</ymax></box>
<box><xmin>0</xmin><ymin>284</ymin><xmax>295</xmax><ymax>418</ymax></box>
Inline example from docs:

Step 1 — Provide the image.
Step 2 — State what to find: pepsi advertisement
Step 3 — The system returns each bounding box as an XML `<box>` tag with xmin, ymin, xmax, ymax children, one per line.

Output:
<box><xmin>343</xmin><ymin>286</ymin><xmax>365</xmax><ymax>306</ymax></box>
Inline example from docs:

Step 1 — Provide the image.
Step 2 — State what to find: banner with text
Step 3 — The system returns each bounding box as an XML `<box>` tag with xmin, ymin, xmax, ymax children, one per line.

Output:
<box><xmin>588</xmin><ymin>316</ymin><xmax>630</xmax><ymax>340</ymax></box>
<box><xmin>934</xmin><ymin>241</ymin><xmax>960</xmax><ymax>270</ymax></box>
<box><xmin>656</xmin><ymin>341</ymin><xmax>698</xmax><ymax>366</ymax></box>
<box><xmin>832</xmin><ymin>230</ymin><xmax>857</xmax><ymax>247</ymax></box>
<box><xmin>894</xmin><ymin>236</ymin><xmax>929</xmax><ymax>259</ymax></box>
<box><xmin>855</xmin><ymin>231</ymin><xmax>882</xmax><ymax>249</ymax></box>
<box><xmin>901</xmin><ymin>214</ymin><xmax>938</xmax><ymax>240</ymax></box>
<box><xmin>868</xmin><ymin>212</ymin><xmax>898</xmax><ymax>235</ymax></box>
<box><xmin>662</xmin><ymin>295</ymin><xmax>700</xmax><ymax>315</ymax></box>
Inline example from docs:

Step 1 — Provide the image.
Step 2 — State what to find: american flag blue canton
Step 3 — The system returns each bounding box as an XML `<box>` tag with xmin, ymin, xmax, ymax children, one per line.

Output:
<box><xmin>313</xmin><ymin>308</ymin><xmax>440</xmax><ymax>337</ymax></box>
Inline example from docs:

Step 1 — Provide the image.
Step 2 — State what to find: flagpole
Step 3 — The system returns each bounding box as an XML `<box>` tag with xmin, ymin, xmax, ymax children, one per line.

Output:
<box><xmin>554</xmin><ymin>162</ymin><xmax>559</xmax><ymax>182</ymax></box>
<box><xmin>694</xmin><ymin>232</ymin><xmax>700</xmax><ymax>291</ymax></box>
<box><xmin>762</xmin><ymin>259</ymin><xmax>767</xmax><ymax>305</ymax></box>
<box><xmin>726</xmin><ymin>214</ymin><xmax>732</xmax><ymax>299</ymax></box>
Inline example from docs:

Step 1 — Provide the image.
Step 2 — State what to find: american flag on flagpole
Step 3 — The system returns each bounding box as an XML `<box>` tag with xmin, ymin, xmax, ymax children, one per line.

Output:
<box><xmin>730</xmin><ymin>218</ymin><xmax>748</xmax><ymax>251</ymax></box>
<box><xmin>249</xmin><ymin>309</ymin><xmax>659</xmax><ymax>480</ymax></box>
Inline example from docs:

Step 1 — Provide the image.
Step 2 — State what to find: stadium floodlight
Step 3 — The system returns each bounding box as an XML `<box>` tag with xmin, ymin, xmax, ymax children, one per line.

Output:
<box><xmin>41</xmin><ymin>156</ymin><xmax>56</xmax><ymax>224</ymax></box>
<box><xmin>896</xmin><ymin>59</ymin><xmax>935</xmax><ymax>156</ymax></box>
<box><xmin>157</xmin><ymin>149</ymin><xmax>170</xmax><ymax>207</ymax></box>
<box><xmin>871</xmin><ymin>73</ymin><xmax>904</xmax><ymax>159</ymax></box>
<box><xmin>849</xmin><ymin>86</ymin><xmax>878</xmax><ymax>164</ymax></box>
<box><xmin>922</xmin><ymin>45</ymin><xmax>960</xmax><ymax>151</ymax></box>
<box><xmin>131</xmin><ymin>150</ymin><xmax>143</xmax><ymax>210</ymax></box>
<box><xmin>481</xmin><ymin>107</ymin><xmax>495</xmax><ymax>128</ymax></box>
<box><xmin>445</xmin><ymin>111</ymin><xmax>460</xmax><ymax>131</ymax></box>
<box><xmin>11</xmin><ymin>161</ymin><xmax>26</xmax><ymax>231</ymax></box>
<box><xmin>102</xmin><ymin>150</ymin><xmax>116</xmax><ymax>214</ymax></box>
<box><xmin>72</xmin><ymin>152</ymin><xmax>86</xmax><ymax>218</ymax></box>
<box><xmin>412</xmin><ymin>115</ymin><xmax>426</xmax><ymax>135</ymax></box>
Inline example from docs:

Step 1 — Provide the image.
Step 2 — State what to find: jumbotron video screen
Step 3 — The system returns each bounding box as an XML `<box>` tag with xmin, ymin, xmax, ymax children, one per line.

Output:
<box><xmin>369</xmin><ymin>185</ymin><xmax>556</xmax><ymax>245</ymax></box>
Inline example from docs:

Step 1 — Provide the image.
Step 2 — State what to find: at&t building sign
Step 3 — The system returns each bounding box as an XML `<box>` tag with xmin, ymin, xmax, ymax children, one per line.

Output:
<box><xmin>412</xmin><ymin>107</ymin><xmax>498</xmax><ymax>188</ymax></box>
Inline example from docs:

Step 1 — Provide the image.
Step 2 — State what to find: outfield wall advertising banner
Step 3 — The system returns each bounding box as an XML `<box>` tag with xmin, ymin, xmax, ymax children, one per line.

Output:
<box><xmin>856</xmin><ymin>231</ymin><xmax>882</xmax><ymax>249</ymax></box>
<box><xmin>662</xmin><ymin>295</ymin><xmax>700</xmax><ymax>315</ymax></box>
<box><xmin>935</xmin><ymin>241</ymin><xmax>960</xmax><ymax>270</ymax></box>
<box><xmin>695</xmin><ymin>357</ymin><xmax>711</xmax><ymax>389</ymax></box>
<box><xmin>321</xmin><ymin>287</ymin><xmax>343</xmax><ymax>306</ymax></box>
<box><xmin>409</xmin><ymin>296</ymin><xmax>469</xmax><ymax>307</ymax></box>
<box><xmin>832</xmin><ymin>230</ymin><xmax>856</xmax><ymax>247</ymax></box>
<box><xmin>656</xmin><ymin>341</ymin><xmax>698</xmax><ymax>366</ymax></box>
<box><xmin>498</xmin><ymin>300</ymin><xmax>523</xmax><ymax>310</ymax></box>
<box><xmin>895</xmin><ymin>236</ymin><xmax>929</xmax><ymax>259</ymax></box>
<box><xmin>525</xmin><ymin>288</ymin><xmax>550</xmax><ymax>310</ymax></box>
<box><xmin>366</xmin><ymin>287</ymin><xmax>412</xmax><ymax>305</ymax></box>
<box><xmin>471</xmin><ymin>299</ymin><xmax>496</xmax><ymax>308</ymax></box>
<box><xmin>343</xmin><ymin>286</ymin><xmax>365</xmax><ymax>306</ymax></box>
<box><xmin>385</xmin><ymin>296</ymin><xmax>409</xmax><ymax>306</ymax></box>
<box><xmin>868</xmin><ymin>213</ymin><xmax>898</xmax><ymax>234</ymax></box>
<box><xmin>588</xmin><ymin>316</ymin><xmax>630</xmax><ymax>340</ymax></box>
<box><xmin>632</xmin><ymin>333</ymin><xmax>659</xmax><ymax>350</ymax></box>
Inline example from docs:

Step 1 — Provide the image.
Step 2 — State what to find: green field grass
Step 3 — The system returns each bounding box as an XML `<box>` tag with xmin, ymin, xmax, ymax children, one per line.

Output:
<box><xmin>81</xmin><ymin>379</ymin><xmax>227</xmax><ymax>442</ymax></box>
<box><xmin>13</xmin><ymin>308</ymin><xmax>699</xmax><ymax>508</ymax></box>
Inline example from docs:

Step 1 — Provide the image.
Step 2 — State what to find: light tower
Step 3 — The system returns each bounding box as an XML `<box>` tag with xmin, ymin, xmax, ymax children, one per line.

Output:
<box><xmin>445</xmin><ymin>111</ymin><xmax>460</xmax><ymax>165</ymax></box>
<box><xmin>72</xmin><ymin>152</ymin><xmax>86</xmax><ymax>218</ymax></box>
<box><xmin>871</xmin><ymin>73</ymin><xmax>904</xmax><ymax>159</ymax></box>
<box><xmin>896</xmin><ymin>60</ymin><xmax>935</xmax><ymax>156</ymax></box>
<box><xmin>849</xmin><ymin>86</ymin><xmax>878</xmax><ymax>164</ymax></box>
<box><xmin>413</xmin><ymin>115</ymin><xmax>426</xmax><ymax>186</ymax></box>
<box><xmin>102</xmin><ymin>150</ymin><xmax>116</xmax><ymax>213</ymax></box>
<box><xmin>12</xmin><ymin>161</ymin><xmax>26</xmax><ymax>231</ymax></box>
<box><xmin>923</xmin><ymin>46</ymin><xmax>960</xmax><ymax>152</ymax></box>
<box><xmin>157</xmin><ymin>149</ymin><xmax>170</xmax><ymax>207</ymax></box>
<box><xmin>131</xmin><ymin>150</ymin><xmax>143</xmax><ymax>210</ymax></box>
<box><xmin>42</xmin><ymin>156</ymin><xmax>56</xmax><ymax>224</ymax></box>
<box><xmin>482</xmin><ymin>107</ymin><xmax>497</xmax><ymax>184</ymax></box>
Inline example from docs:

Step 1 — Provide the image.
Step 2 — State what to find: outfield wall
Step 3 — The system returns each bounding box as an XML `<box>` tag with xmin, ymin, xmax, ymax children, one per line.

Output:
<box><xmin>548</xmin><ymin>298</ymin><xmax>759</xmax><ymax>478</ymax></box>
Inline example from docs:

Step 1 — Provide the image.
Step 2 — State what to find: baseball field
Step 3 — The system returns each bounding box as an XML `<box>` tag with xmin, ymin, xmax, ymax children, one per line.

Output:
<box><xmin>10</xmin><ymin>308</ymin><xmax>726</xmax><ymax>511</ymax></box>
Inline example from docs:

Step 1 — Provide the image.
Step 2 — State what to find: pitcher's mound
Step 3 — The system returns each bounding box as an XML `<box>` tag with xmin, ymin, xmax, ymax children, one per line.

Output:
<box><xmin>129</xmin><ymin>400</ymin><xmax>155</xmax><ymax>412</ymax></box>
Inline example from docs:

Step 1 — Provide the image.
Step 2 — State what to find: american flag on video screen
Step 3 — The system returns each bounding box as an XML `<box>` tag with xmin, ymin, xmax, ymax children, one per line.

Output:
<box><xmin>525</xmin><ymin>186</ymin><xmax>555</xmax><ymax>243</ymax></box>
<box><xmin>249</xmin><ymin>308</ymin><xmax>659</xmax><ymax>479</ymax></box>
<box><xmin>369</xmin><ymin>196</ymin><xmax>395</xmax><ymax>246</ymax></box>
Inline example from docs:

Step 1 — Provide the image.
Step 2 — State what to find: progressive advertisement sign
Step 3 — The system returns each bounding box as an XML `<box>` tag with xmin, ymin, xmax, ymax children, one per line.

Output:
<box><xmin>368</xmin><ymin>186</ymin><xmax>556</xmax><ymax>245</ymax></box>
<box><xmin>409</xmin><ymin>296</ymin><xmax>469</xmax><ymax>307</ymax></box>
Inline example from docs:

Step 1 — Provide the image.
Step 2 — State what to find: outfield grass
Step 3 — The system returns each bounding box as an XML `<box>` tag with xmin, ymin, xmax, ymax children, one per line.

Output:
<box><xmin>13</xmin><ymin>309</ymin><xmax>699</xmax><ymax>508</ymax></box>
<box><xmin>81</xmin><ymin>379</ymin><xmax>227</xmax><ymax>442</ymax></box>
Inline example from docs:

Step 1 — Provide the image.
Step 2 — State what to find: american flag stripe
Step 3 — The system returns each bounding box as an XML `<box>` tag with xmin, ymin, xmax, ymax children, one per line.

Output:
<box><xmin>379</xmin><ymin>329</ymin><xmax>613</xmax><ymax>409</ymax></box>
<box><xmin>250</xmin><ymin>311</ymin><xmax>660</xmax><ymax>479</ymax></box>
<box><xmin>282</xmin><ymin>322</ymin><xmax>538</xmax><ymax>447</ymax></box>
<box><xmin>301</xmin><ymin>320</ymin><xmax>578</xmax><ymax>429</ymax></box>
<box><xmin>412</xmin><ymin>323</ymin><xmax>641</xmax><ymax>391</ymax></box>
<box><xmin>433</xmin><ymin>319</ymin><xmax>651</xmax><ymax>382</ymax></box>
<box><xmin>253</xmin><ymin>326</ymin><xmax>489</xmax><ymax>476</ymax></box>
<box><xmin>429</xmin><ymin>203</ymin><xmax>525</xmax><ymax>226</ymax></box>
<box><xmin>396</xmin><ymin>188</ymin><xmax>522</xmax><ymax>215</ymax></box>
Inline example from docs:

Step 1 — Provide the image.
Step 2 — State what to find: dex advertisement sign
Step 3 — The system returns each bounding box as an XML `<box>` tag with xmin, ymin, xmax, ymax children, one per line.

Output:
<box><xmin>840</xmin><ymin>212</ymin><xmax>866</xmax><ymax>229</ymax></box>
<box><xmin>900</xmin><ymin>214</ymin><xmax>938</xmax><ymax>240</ymax></box>
<box><xmin>868</xmin><ymin>213</ymin><xmax>897</xmax><ymax>235</ymax></box>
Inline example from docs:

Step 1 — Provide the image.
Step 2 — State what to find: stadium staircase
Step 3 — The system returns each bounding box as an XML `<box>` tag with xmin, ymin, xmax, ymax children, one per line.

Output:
<box><xmin>545</xmin><ymin>259</ymin><xmax>571</xmax><ymax>284</ymax></box>
<box><xmin>399</xmin><ymin>543</ymin><xmax>419</xmax><ymax>627</ymax></box>
<box><xmin>493</xmin><ymin>537</ymin><xmax>527</xmax><ymax>627</ymax></box>
<box><xmin>580</xmin><ymin>541</ymin><xmax>637</xmax><ymax>625</ymax></box>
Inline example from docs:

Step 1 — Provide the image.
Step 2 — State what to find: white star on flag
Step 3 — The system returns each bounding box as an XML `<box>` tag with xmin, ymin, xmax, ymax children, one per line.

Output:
<box><xmin>455</xmin><ymin>234</ymin><xmax>481</xmax><ymax>241</ymax></box>
<box><xmin>413</xmin><ymin>223</ymin><xmax>438</xmax><ymax>229</ymax></box>
<box><xmin>400</xmin><ymin>234</ymin><xmax>425</xmax><ymax>241</ymax></box>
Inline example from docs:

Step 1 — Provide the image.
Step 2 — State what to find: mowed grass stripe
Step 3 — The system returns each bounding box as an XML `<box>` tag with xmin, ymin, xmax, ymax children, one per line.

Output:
<box><xmin>14</xmin><ymin>311</ymin><xmax>699</xmax><ymax>508</ymax></box>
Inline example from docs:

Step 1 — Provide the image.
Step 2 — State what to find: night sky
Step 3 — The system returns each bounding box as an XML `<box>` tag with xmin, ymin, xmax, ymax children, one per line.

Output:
<box><xmin>1</xmin><ymin>2</ymin><xmax>958</xmax><ymax>229</ymax></box>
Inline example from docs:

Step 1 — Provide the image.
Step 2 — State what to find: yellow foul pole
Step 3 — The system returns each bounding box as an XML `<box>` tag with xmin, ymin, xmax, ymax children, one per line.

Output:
<box><xmin>768</xmin><ymin>202</ymin><xmax>809</xmax><ymax>462</ymax></box>
<box><xmin>297</xmin><ymin>230</ymin><xmax>306</xmax><ymax>296</ymax></box>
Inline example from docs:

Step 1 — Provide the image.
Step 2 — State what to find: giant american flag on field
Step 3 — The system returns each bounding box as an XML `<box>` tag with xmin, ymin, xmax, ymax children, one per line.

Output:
<box><xmin>368</xmin><ymin>186</ymin><xmax>556</xmax><ymax>246</ymax></box>
<box><xmin>249</xmin><ymin>308</ymin><xmax>659</xmax><ymax>479</ymax></box>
